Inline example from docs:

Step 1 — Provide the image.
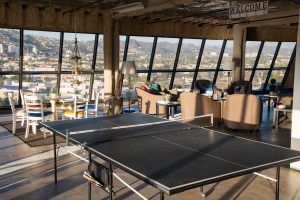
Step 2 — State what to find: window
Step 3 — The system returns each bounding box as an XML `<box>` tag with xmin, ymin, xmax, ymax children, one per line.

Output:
<box><xmin>60</xmin><ymin>74</ymin><xmax>91</xmax><ymax>96</ymax></box>
<box><xmin>93</xmin><ymin>74</ymin><xmax>104</xmax><ymax>99</ymax></box>
<box><xmin>119</xmin><ymin>35</ymin><xmax>126</xmax><ymax>67</ymax></box>
<box><xmin>177</xmin><ymin>39</ymin><xmax>202</xmax><ymax>69</ymax></box>
<box><xmin>200</xmin><ymin>40</ymin><xmax>223</xmax><ymax>71</ymax></box>
<box><xmin>96</xmin><ymin>34</ymin><xmax>104</xmax><ymax>71</ymax></box>
<box><xmin>153</xmin><ymin>37</ymin><xmax>179</xmax><ymax>70</ymax></box>
<box><xmin>267</xmin><ymin>42</ymin><xmax>296</xmax><ymax>89</ymax></box>
<box><xmin>127</xmin><ymin>36</ymin><xmax>154</xmax><ymax>70</ymax></box>
<box><xmin>216</xmin><ymin>40</ymin><xmax>233</xmax><ymax>90</ymax></box>
<box><xmin>23</xmin><ymin>30</ymin><xmax>60</xmax><ymax>71</ymax></box>
<box><xmin>151</xmin><ymin>73</ymin><xmax>172</xmax><ymax>88</ymax></box>
<box><xmin>22</xmin><ymin>74</ymin><xmax>57</xmax><ymax>93</ymax></box>
<box><xmin>62</xmin><ymin>33</ymin><xmax>95</xmax><ymax>71</ymax></box>
<box><xmin>0</xmin><ymin>28</ymin><xmax>20</xmax><ymax>71</ymax></box>
<box><xmin>173</xmin><ymin>72</ymin><xmax>194</xmax><ymax>91</ymax></box>
<box><xmin>245</xmin><ymin>41</ymin><xmax>261</xmax><ymax>81</ymax></box>
<box><xmin>0</xmin><ymin>75</ymin><xmax>19</xmax><ymax>106</ymax></box>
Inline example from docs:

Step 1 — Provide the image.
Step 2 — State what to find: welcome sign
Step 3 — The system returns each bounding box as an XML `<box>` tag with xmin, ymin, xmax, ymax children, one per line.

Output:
<box><xmin>229</xmin><ymin>1</ymin><xmax>268</xmax><ymax>19</ymax></box>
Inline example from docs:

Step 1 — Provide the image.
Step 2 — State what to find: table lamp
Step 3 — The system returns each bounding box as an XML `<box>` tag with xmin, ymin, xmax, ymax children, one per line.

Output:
<box><xmin>121</xmin><ymin>61</ymin><xmax>137</xmax><ymax>113</ymax></box>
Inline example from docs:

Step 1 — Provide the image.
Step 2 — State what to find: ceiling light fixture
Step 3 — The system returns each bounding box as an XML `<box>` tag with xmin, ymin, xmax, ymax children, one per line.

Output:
<box><xmin>111</xmin><ymin>2</ymin><xmax>144</xmax><ymax>14</ymax></box>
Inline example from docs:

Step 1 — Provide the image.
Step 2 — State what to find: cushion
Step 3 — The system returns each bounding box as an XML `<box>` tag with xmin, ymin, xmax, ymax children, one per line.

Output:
<box><xmin>28</xmin><ymin>111</ymin><xmax>52</xmax><ymax>118</ymax></box>
<box><xmin>64</xmin><ymin>110</ymin><xmax>85</xmax><ymax>116</ymax></box>
<box><xmin>149</xmin><ymin>83</ymin><xmax>161</xmax><ymax>92</ymax></box>
<box><xmin>87</xmin><ymin>105</ymin><xmax>95</xmax><ymax>110</ymax></box>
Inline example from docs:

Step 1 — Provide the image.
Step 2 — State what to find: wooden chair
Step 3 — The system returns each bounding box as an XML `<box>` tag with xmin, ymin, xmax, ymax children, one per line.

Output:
<box><xmin>8</xmin><ymin>93</ymin><xmax>26</xmax><ymax>134</ymax></box>
<box><xmin>62</xmin><ymin>95</ymin><xmax>86</xmax><ymax>119</ymax></box>
<box><xmin>24</xmin><ymin>95</ymin><xmax>52</xmax><ymax>139</ymax></box>
<box><xmin>85</xmin><ymin>90</ymin><xmax>101</xmax><ymax>118</ymax></box>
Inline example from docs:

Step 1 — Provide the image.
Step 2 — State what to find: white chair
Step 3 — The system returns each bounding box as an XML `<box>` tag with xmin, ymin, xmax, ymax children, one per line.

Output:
<box><xmin>24</xmin><ymin>95</ymin><xmax>52</xmax><ymax>139</ymax></box>
<box><xmin>62</xmin><ymin>95</ymin><xmax>86</xmax><ymax>120</ymax></box>
<box><xmin>8</xmin><ymin>93</ymin><xmax>26</xmax><ymax>134</ymax></box>
<box><xmin>85</xmin><ymin>90</ymin><xmax>101</xmax><ymax>118</ymax></box>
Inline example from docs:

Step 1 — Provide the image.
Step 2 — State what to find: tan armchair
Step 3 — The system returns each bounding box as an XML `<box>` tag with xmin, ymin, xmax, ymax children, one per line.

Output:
<box><xmin>180</xmin><ymin>92</ymin><xmax>222</xmax><ymax>126</ymax></box>
<box><xmin>135</xmin><ymin>87</ymin><xmax>165</xmax><ymax>115</ymax></box>
<box><xmin>135</xmin><ymin>87</ymin><xmax>179</xmax><ymax>115</ymax></box>
<box><xmin>223</xmin><ymin>94</ymin><xmax>262</xmax><ymax>131</ymax></box>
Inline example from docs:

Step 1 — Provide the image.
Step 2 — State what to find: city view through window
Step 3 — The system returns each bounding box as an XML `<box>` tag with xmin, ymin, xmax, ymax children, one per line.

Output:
<box><xmin>0</xmin><ymin>28</ymin><xmax>296</xmax><ymax>107</ymax></box>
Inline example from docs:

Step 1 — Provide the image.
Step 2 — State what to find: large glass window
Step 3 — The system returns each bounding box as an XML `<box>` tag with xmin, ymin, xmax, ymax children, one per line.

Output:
<box><xmin>245</xmin><ymin>41</ymin><xmax>261</xmax><ymax>80</ymax></box>
<box><xmin>93</xmin><ymin>74</ymin><xmax>104</xmax><ymax>99</ymax></box>
<box><xmin>177</xmin><ymin>39</ymin><xmax>202</xmax><ymax>69</ymax></box>
<box><xmin>200</xmin><ymin>40</ymin><xmax>223</xmax><ymax>71</ymax></box>
<box><xmin>22</xmin><ymin>74</ymin><xmax>57</xmax><ymax>93</ymax></box>
<box><xmin>151</xmin><ymin>73</ymin><xmax>172</xmax><ymax>88</ymax></box>
<box><xmin>23</xmin><ymin>30</ymin><xmax>60</xmax><ymax>71</ymax></box>
<box><xmin>153</xmin><ymin>37</ymin><xmax>179</xmax><ymax>70</ymax></box>
<box><xmin>60</xmin><ymin>74</ymin><xmax>91</xmax><ymax>96</ymax></box>
<box><xmin>267</xmin><ymin>42</ymin><xmax>296</xmax><ymax>89</ymax></box>
<box><xmin>216</xmin><ymin>40</ymin><xmax>233</xmax><ymax>90</ymax></box>
<box><xmin>0</xmin><ymin>75</ymin><xmax>19</xmax><ymax>106</ymax></box>
<box><xmin>0</xmin><ymin>28</ymin><xmax>20</xmax><ymax>71</ymax></box>
<box><xmin>127</xmin><ymin>36</ymin><xmax>154</xmax><ymax>70</ymax></box>
<box><xmin>96</xmin><ymin>34</ymin><xmax>104</xmax><ymax>71</ymax></box>
<box><xmin>62</xmin><ymin>33</ymin><xmax>95</xmax><ymax>71</ymax></box>
<box><xmin>119</xmin><ymin>35</ymin><xmax>126</xmax><ymax>67</ymax></box>
<box><xmin>173</xmin><ymin>72</ymin><xmax>194</xmax><ymax>91</ymax></box>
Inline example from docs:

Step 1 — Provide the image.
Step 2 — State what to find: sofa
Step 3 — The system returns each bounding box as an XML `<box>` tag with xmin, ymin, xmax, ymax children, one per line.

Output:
<box><xmin>135</xmin><ymin>87</ymin><xmax>179</xmax><ymax>115</ymax></box>
<box><xmin>223</xmin><ymin>94</ymin><xmax>262</xmax><ymax>131</ymax></box>
<box><xmin>180</xmin><ymin>92</ymin><xmax>222</xmax><ymax>126</ymax></box>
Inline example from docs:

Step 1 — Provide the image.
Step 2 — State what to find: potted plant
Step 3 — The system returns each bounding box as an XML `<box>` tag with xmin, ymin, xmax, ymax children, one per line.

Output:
<box><xmin>164</xmin><ymin>93</ymin><xmax>173</xmax><ymax>103</ymax></box>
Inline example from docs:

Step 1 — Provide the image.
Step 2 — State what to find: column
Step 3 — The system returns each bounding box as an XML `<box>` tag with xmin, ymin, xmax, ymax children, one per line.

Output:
<box><xmin>232</xmin><ymin>25</ymin><xmax>246</xmax><ymax>81</ymax></box>
<box><xmin>290</xmin><ymin>9</ymin><xmax>300</xmax><ymax>170</ymax></box>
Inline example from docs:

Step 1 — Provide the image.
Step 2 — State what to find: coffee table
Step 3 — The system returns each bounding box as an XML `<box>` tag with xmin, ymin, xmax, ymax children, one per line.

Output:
<box><xmin>156</xmin><ymin>100</ymin><xmax>180</xmax><ymax>119</ymax></box>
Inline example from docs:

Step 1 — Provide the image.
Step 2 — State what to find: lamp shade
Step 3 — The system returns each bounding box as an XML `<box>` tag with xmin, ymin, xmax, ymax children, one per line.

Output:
<box><xmin>121</xmin><ymin>61</ymin><xmax>137</xmax><ymax>75</ymax></box>
<box><xmin>224</xmin><ymin>61</ymin><xmax>235</xmax><ymax>70</ymax></box>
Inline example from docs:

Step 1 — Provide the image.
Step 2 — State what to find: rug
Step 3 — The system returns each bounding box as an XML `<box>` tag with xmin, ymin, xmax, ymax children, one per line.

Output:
<box><xmin>0</xmin><ymin>121</ymin><xmax>65</xmax><ymax>147</ymax></box>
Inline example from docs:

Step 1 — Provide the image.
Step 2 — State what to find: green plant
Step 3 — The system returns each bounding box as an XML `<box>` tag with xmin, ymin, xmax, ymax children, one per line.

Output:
<box><xmin>164</xmin><ymin>93</ymin><xmax>173</xmax><ymax>101</ymax></box>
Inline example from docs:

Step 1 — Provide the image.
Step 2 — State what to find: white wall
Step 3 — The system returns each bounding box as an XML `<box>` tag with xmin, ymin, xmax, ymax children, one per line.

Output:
<box><xmin>290</xmin><ymin>9</ymin><xmax>300</xmax><ymax>170</ymax></box>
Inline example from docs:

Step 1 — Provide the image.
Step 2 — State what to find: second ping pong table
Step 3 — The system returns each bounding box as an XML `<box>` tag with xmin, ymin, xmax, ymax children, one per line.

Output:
<box><xmin>41</xmin><ymin>113</ymin><xmax>300</xmax><ymax>200</ymax></box>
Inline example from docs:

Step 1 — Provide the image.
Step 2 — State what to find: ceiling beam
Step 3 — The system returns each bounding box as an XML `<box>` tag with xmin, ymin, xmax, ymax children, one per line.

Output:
<box><xmin>112</xmin><ymin>0</ymin><xmax>195</xmax><ymax>19</ymax></box>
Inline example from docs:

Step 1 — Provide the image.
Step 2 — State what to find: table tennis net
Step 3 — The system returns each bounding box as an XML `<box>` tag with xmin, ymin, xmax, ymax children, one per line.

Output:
<box><xmin>67</xmin><ymin>120</ymin><xmax>198</xmax><ymax>146</ymax></box>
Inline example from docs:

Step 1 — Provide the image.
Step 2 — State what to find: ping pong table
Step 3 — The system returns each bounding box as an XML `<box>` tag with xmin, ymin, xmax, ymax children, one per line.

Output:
<box><xmin>40</xmin><ymin>113</ymin><xmax>300</xmax><ymax>200</ymax></box>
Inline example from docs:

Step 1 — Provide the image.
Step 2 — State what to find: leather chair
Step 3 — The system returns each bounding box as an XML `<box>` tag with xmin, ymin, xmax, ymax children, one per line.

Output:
<box><xmin>227</xmin><ymin>81</ymin><xmax>252</xmax><ymax>95</ymax></box>
<box><xmin>223</xmin><ymin>94</ymin><xmax>262</xmax><ymax>131</ymax></box>
<box><xmin>193</xmin><ymin>79</ymin><xmax>213</xmax><ymax>94</ymax></box>
<box><xmin>180</xmin><ymin>92</ymin><xmax>222</xmax><ymax>126</ymax></box>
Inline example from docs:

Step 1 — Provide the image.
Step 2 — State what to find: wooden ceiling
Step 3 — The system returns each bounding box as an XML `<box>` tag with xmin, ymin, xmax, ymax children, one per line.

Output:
<box><xmin>1</xmin><ymin>0</ymin><xmax>299</xmax><ymax>28</ymax></box>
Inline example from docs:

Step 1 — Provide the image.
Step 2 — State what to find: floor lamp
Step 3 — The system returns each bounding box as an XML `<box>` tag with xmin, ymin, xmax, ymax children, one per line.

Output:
<box><xmin>121</xmin><ymin>61</ymin><xmax>137</xmax><ymax>113</ymax></box>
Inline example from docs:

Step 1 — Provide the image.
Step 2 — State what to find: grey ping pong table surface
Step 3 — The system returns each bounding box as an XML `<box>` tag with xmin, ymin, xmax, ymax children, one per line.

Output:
<box><xmin>41</xmin><ymin>113</ymin><xmax>300</xmax><ymax>198</ymax></box>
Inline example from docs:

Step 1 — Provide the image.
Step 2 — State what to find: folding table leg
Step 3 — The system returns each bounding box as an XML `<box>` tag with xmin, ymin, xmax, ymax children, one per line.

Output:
<box><xmin>88</xmin><ymin>152</ymin><xmax>91</xmax><ymax>200</ymax></box>
<box><xmin>53</xmin><ymin>132</ymin><xmax>57</xmax><ymax>183</ymax></box>
<box><xmin>109</xmin><ymin>164</ymin><xmax>113</xmax><ymax>200</ymax></box>
<box><xmin>160</xmin><ymin>192</ymin><xmax>164</xmax><ymax>200</ymax></box>
<box><xmin>276</xmin><ymin>166</ymin><xmax>280</xmax><ymax>200</ymax></box>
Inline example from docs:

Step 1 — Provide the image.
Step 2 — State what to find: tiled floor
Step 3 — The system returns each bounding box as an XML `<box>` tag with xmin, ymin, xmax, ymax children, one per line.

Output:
<box><xmin>0</xmin><ymin>102</ymin><xmax>300</xmax><ymax>200</ymax></box>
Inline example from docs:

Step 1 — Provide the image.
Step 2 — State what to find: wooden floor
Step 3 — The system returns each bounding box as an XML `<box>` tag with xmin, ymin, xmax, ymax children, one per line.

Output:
<box><xmin>0</xmin><ymin>102</ymin><xmax>300</xmax><ymax>200</ymax></box>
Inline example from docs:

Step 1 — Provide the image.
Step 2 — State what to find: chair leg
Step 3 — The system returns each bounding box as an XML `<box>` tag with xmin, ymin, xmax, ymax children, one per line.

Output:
<box><xmin>12</xmin><ymin>115</ymin><xmax>16</xmax><ymax>135</ymax></box>
<box><xmin>21</xmin><ymin>114</ymin><xmax>25</xmax><ymax>126</ymax></box>
<box><xmin>32</xmin><ymin>122</ymin><xmax>37</xmax><ymax>134</ymax></box>
<box><xmin>25</xmin><ymin>119</ymin><xmax>30</xmax><ymax>139</ymax></box>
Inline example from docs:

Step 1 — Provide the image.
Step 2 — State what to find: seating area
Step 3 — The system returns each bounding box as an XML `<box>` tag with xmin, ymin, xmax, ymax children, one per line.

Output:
<box><xmin>1</xmin><ymin>1</ymin><xmax>300</xmax><ymax>200</ymax></box>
